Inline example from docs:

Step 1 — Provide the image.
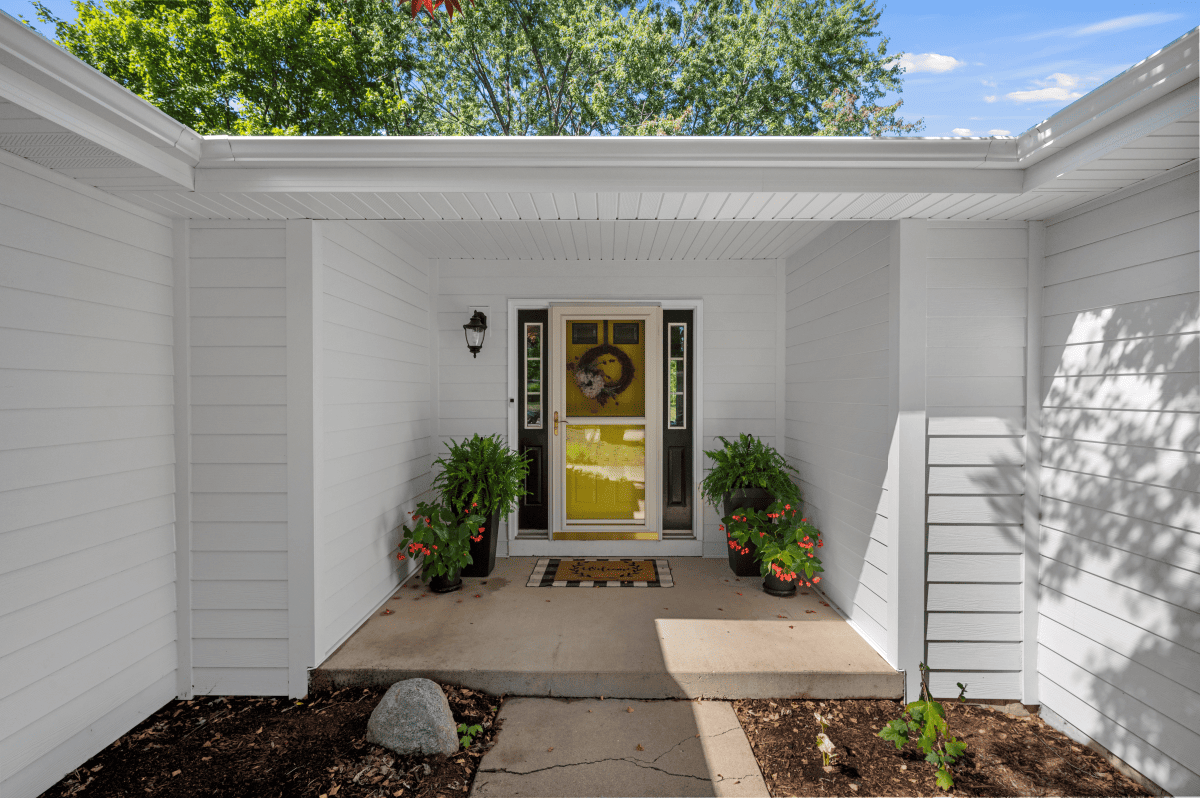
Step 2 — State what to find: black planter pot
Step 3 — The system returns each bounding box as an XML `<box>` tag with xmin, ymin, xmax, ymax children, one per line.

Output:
<box><xmin>723</xmin><ymin>488</ymin><xmax>774</xmax><ymax>577</ymax></box>
<box><xmin>763</xmin><ymin>570</ymin><xmax>797</xmax><ymax>597</ymax></box>
<box><xmin>428</xmin><ymin>570</ymin><xmax>463</xmax><ymax>594</ymax></box>
<box><xmin>461</xmin><ymin>511</ymin><xmax>500</xmax><ymax>578</ymax></box>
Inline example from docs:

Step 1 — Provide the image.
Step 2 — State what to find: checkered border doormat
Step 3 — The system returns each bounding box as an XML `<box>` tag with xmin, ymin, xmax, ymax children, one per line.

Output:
<box><xmin>527</xmin><ymin>557</ymin><xmax>673</xmax><ymax>587</ymax></box>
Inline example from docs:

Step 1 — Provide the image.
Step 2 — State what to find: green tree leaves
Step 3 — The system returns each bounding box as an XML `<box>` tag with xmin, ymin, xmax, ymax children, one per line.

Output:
<box><xmin>37</xmin><ymin>0</ymin><xmax>419</xmax><ymax>134</ymax></box>
<box><xmin>38</xmin><ymin>0</ymin><xmax>920</xmax><ymax>135</ymax></box>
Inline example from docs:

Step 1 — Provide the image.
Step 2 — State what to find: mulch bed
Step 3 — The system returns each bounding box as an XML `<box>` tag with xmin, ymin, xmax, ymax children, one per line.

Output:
<box><xmin>734</xmin><ymin>697</ymin><xmax>1154</xmax><ymax>797</ymax></box>
<box><xmin>38</xmin><ymin>683</ymin><xmax>503</xmax><ymax>798</ymax></box>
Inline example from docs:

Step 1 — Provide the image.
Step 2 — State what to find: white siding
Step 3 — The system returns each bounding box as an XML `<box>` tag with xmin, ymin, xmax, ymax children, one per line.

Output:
<box><xmin>1038</xmin><ymin>170</ymin><xmax>1200</xmax><ymax>796</ymax></box>
<box><xmin>188</xmin><ymin>222</ymin><xmax>289</xmax><ymax>695</ymax></box>
<box><xmin>0</xmin><ymin>152</ymin><xmax>178</xmax><ymax>798</ymax></box>
<box><xmin>318</xmin><ymin>222</ymin><xmax>434</xmax><ymax>660</ymax></box>
<box><xmin>784</xmin><ymin>222</ymin><xmax>891</xmax><ymax>652</ymax></box>
<box><xmin>435</xmin><ymin>258</ymin><xmax>779</xmax><ymax>554</ymax></box>
<box><xmin>925</xmin><ymin>222</ymin><xmax>1028</xmax><ymax>699</ymax></box>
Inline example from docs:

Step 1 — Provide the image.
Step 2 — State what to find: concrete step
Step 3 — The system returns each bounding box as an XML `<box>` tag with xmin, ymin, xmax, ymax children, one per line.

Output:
<box><xmin>312</xmin><ymin>557</ymin><xmax>902</xmax><ymax>701</ymax></box>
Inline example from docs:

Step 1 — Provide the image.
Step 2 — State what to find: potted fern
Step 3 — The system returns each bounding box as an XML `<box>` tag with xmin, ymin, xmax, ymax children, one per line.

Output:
<box><xmin>432</xmin><ymin>433</ymin><xmax>530</xmax><ymax>577</ymax></box>
<box><xmin>700</xmin><ymin>433</ymin><xmax>801</xmax><ymax>576</ymax></box>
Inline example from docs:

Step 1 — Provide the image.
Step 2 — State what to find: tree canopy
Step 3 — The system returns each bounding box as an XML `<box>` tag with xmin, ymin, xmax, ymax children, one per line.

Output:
<box><xmin>36</xmin><ymin>0</ymin><xmax>921</xmax><ymax>136</ymax></box>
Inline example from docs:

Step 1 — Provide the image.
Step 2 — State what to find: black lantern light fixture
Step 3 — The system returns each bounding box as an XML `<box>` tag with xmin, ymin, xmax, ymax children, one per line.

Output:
<box><xmin>463</xmin><ymin>310</ymin><xmax>488</xmax><ymax>358</ymax></box>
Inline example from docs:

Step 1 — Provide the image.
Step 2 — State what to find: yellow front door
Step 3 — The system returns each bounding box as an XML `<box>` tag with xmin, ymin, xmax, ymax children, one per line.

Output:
<box><xmin>550</xmin><ymin>306</ymin><xmax>662</xmax><ymax>540</ymax></box>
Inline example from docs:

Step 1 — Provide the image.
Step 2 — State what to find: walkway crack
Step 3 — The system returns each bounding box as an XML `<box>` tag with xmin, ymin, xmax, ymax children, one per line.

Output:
<box><xmin>651</xmin><ymin>725</ymin><xmax>742</xmax><ymax>764</ymax></box>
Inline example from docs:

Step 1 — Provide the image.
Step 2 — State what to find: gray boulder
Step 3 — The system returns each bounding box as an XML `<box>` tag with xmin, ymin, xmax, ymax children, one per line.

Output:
<box><xmin>366</xmin><ymin>678</ymin><xmax>459</xmax><ymax>756</ymax></box>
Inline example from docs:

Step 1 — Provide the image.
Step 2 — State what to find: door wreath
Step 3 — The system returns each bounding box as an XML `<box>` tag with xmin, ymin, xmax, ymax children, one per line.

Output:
<box><xmin>568</xmin><ymin>344</ymin><xmax>636</xmax><ymax>406</ymax></box>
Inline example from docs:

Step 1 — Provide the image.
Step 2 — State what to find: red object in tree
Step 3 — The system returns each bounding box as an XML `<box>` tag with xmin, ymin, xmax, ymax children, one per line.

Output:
<box><xmin>411</xmin><ymin>0</ymin><xmax>472</xmax><ymax>19</ymax></box>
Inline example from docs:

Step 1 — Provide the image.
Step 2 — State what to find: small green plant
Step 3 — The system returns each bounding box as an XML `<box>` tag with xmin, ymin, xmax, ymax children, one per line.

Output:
<box><xmin>723</xmin><ymin>501</ymin><xmax>824</xmax><ymax>586</ymax></box>
<box><xmin>457</xmin><ymin>722</ymin><xmax>483</xmax><ymax>749</ymax></box>
<box><xmin>814</xmin><ymin>711</ymin><xmax>837</xmax><ymax>769</ymax></box>
<box><xmin>432</xmin><ymin>433</ymin><xmax>530</xmax><ymax>518</ymax></box>
<box><xmin>699</xmin><ymin>433</ymin><xmax>800</xmax><ymax>508</ymax></box>
<box><xmin>877</xmin><ymin>663</ymin><xmax>969</xmax><ymax>790</ymax></box>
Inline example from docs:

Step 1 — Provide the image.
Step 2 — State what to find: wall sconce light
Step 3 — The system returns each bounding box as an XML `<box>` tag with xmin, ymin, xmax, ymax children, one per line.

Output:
<box><xmin>463</xmin><ymin>310</ymin><xmax>488</xmax><ymax>358</ymax></box>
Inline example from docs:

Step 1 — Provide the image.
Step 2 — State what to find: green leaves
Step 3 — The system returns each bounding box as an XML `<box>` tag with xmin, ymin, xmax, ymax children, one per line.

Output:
<box><xmin>701</xmin><ymin>433</ymin><xmax>800</xmax><ymax>507</ymax></box>
<box><xmin>457</xmin><ymin>722</ymin><xmax>483</xmax><ymax>748</ymax></box>
<box><xmin>943</xmin><ymin>738</ymin><xmax>967</xmax><ymax>760</ymax></box>
<box><xmin>876</xmin><ymin>664</ymin><xmax>968</xmax><ymax>791</ymax></box>
<box><xmin>877</xmin><ymin>719</ymin><xmax>909</xmax><ymax>750</ymax></box>
<box><xmin>399</xmin><ymin>499</ymin><xmax>486</xmax><ymax>580</ymax></box>
<box><xmin>433</xmin><ymin>434</ymin><xmax>530</xmax><ymax>518</ymax></box>
<box><xmin>42</xmin><ymin>0</ymin><xmax>919</xmax><ymax>137</ymax></box>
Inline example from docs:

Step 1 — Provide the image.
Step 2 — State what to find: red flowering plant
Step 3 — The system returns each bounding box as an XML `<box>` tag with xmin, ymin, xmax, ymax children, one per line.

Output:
<box><xmin>396</xmin><ymin>499</ymin><xmax>487</xmax><ymax>582</ymax></box>
<box><xmin>722</xmin><ymin>500</ymin><xmax>825</xmax><ymax>586</ymax></box>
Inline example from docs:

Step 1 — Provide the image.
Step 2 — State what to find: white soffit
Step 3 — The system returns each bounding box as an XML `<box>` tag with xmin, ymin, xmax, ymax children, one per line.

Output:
<box><xmin>380</xmin><ymin>219</ymin><xmax>833</xmax><ymax>261</ymax></box>
<box><xmin>0</xmin><ymin>11</ymin><xmax>199</xmax><ymax>188</ymax></box>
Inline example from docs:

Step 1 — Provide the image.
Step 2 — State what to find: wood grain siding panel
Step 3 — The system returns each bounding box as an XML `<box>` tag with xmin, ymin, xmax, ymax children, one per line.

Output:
<box><xmin>925</xmin><ymin>223</ymin><xmax>1028</xmax><ymax>699</ymax></box>
<box><xmin>1038</xmin><ymin>172</ymin><xmax>1200</xmax><ymax>796</ymax></box>
<box><xmin>0</xmin><ymin>154</ymin><xmax>177</xmax><ymax>798</ymax></box>
<box><xmin>318</xmin><ymin>222</ymin><xmax>433</xmax><ymax>661</ymax></box>
<box><xmin>188</xmin><ymin>223</ymin><xmax>289</xmax><ymax>697</ymax></box>
<box><xmin>785</xmin><ymin>222</ymin><xmax>891</xmax><ymax>652</ymax></box>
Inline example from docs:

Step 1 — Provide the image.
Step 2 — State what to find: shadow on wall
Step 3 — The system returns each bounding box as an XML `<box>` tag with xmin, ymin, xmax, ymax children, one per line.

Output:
<box><xmin>1007</xmin><ymin>294</ymin><xmax>1198</xmax><ymax>793</ymax></box>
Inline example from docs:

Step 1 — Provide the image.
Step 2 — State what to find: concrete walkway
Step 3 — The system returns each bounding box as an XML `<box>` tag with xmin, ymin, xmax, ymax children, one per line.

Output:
<box><xmin>470</xmin><ymin>697</ymin><xmax>769</xmax><ymax>797</ymax></box>
<box><xmin>314</xmin><ymin>557</ymin><xmax>900</xmax><ymax>700</ymax></box>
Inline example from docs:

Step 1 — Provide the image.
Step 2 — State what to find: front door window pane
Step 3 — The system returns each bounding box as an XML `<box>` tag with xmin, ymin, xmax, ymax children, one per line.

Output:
<box><xmin>564</xmin><ymin>424</ymin><xmax>646</xmax><ymax>521</ymax></box>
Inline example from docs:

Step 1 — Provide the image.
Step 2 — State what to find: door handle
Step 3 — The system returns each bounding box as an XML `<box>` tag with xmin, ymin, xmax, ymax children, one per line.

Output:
<box><xmin>554</xmin><ymin>411</ymin><xmax>569</xmax><ymax>435</ymax></box>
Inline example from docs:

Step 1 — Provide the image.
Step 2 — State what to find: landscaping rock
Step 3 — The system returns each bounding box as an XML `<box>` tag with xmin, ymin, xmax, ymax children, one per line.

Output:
<box><xmin>365</xmin><ymin>678</ymin><xmax>459</xmax><ymax>756</ymax></box>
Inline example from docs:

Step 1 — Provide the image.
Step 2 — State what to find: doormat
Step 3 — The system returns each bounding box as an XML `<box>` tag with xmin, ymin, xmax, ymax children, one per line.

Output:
<box><xmin>527</xmin><ymin>558</ymin><xmax>673</xmax><ymax>587</ymax></box>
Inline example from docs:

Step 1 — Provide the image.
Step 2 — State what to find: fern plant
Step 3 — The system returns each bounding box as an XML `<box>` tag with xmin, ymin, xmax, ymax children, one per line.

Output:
<box><xmin>700</xmin><ymin>433</ymin><xmax>800</xmax><ymax>507</ymax></box>
<box><xmin>432</xmin><ymin>433</ymin><xmax>530</xmax><ymax>518</ymax></box>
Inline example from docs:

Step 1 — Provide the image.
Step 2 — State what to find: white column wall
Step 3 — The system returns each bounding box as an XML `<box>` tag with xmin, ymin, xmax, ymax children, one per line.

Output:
<box><xmin>923</xmin><ymin>222</ymin><xmax>1030</xmax><ymax>699</ymax></box>
<box><xmin>317</xmin><ymin>222</ymin><xmax>435</xmax><ymax>662</ymax></box>
<box><xmin>188</xmin><ymin>221</ymin><xmax>290</xmax><ymax>696</ymax></box>
<box><xmin>0</xmin><ymin>152</ymin><xmax>178</xmax><ymax>798</ymax></box>
<box><xmin>784</xmin><ymin>222</ymin><xmax>893</xmax><ymax>655</ymax></box>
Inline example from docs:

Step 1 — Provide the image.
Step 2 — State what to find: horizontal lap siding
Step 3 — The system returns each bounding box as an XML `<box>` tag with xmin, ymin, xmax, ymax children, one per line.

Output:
<box><xmin>926</xmin><ymin>222</ymin><xmax>1027</xmax><ymax>699</ymax></box>
<box><xmin>319</xmin><ymin>222</ymin><xmax>433</xmax><ymax>660</ymax></box>
<box><xmin>1039</xmin><ymin>171</ymin><xmax>1200</xmax><ymax>796</ymax></box>
<box><xmin>0</xmin><ymin>154</ymin><xmax>177</xmax><ymax>798</ymax></box>
<box><xmin>188</xmin><ymin>223</ymin><xmax>289</xmax><ymax>696</ymax></box>
<box><xmin>785</xmin><ymin>222</ymin><xmax>890</xmax><ymax>652</ymax></box>
<box><xmin>435</xmin><ymin>258</ymin><xmax>779</xmax><ymax>552</ymax></box>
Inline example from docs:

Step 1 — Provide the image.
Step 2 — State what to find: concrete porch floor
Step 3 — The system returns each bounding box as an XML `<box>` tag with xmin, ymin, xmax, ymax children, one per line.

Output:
<box><xmin>311</xmin><ymin>557</ymin><xmax>902</xmax><ymax>700</ymax></box>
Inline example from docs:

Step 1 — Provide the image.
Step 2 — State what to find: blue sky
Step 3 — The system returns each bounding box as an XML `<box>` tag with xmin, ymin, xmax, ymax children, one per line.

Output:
<box><xmin>4</xmin><ymin>0</ymin><xmax>1197</xmax><ymax>137</ymax></box>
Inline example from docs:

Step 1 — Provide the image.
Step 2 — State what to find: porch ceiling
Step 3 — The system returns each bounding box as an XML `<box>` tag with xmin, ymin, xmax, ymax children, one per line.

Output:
<box><xmin>381</xmin><ymin>218</ymin><xmax>833</xmax><ymax>261</ymax></box>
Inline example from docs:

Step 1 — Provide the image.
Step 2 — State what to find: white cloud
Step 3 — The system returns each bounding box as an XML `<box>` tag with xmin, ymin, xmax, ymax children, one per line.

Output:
<box><xmin>988</xmin><ymin>129</ymin><xmax>1012</xmax><ymax>137</ymax></box>
<box><xmin>1005</xmin><ymin>73</ymin><xmax>1085</xmax><ymax>103</ymax></box>
<box><xmin>984</xmin><ymin>95</ymin><xmax>997</xmax><ymax>103</ymax></box>
<box><xmin>896</xmin><ymin>53</ymin><xmax>965</xmax><ymax>74</ymax></box>
<box><xmin>1073</xmin><ymin>12</ymin><xmax>1184</xmax><ymax>36</ymax></box>
<box><xmin>981</xmin><ymin>79</ymin><xmax>998</xmax><ymax>88</ymax></box>
<box><xmin>951</xmin><ymin>128</ymin><xmax>973</xmax><ymax>136</ymax></box>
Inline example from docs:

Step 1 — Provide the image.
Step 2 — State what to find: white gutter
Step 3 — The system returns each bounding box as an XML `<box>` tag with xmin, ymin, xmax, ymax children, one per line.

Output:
<box><xmin>0</xmin><ymin>10</ymin><xmax>199</xmax><ymax>188</ymax></box>
<box><xmin>201</xmin><ymin>134</ymin><xmax>1018</xmax><ymax>169</ymax></box>
<box><xmin>1015</xmin><ymin>26</ymin><xmax>1198</xmax><ymax>167</ymax></box>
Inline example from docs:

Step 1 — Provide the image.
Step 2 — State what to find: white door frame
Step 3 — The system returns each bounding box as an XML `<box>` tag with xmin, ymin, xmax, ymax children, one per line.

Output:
<box><xmin>506</xmin><ymin>298</ymin><xmax>704</xmax><ymax>558</ymax></box>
